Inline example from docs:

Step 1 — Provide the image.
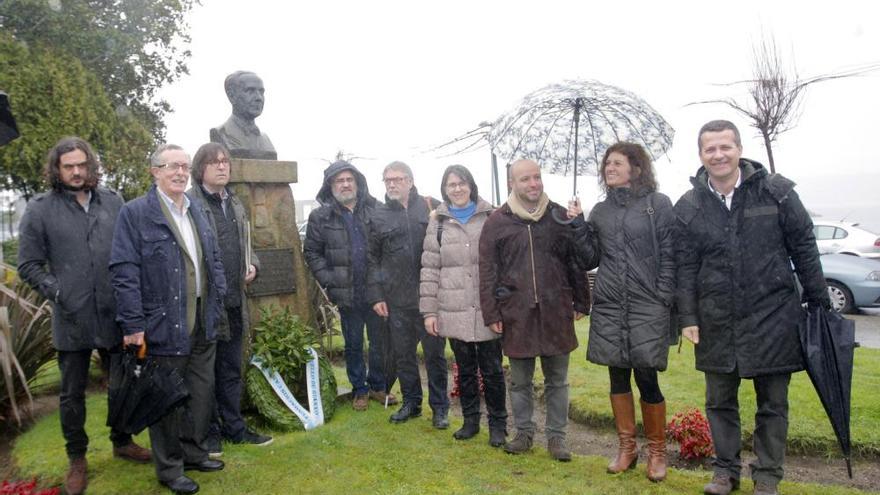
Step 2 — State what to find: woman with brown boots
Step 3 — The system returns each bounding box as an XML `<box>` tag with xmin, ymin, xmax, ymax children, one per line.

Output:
<box><xmin>570</xmin><ymin>142</ymin><xmax>677</xmax><ymax>482</ymax></box>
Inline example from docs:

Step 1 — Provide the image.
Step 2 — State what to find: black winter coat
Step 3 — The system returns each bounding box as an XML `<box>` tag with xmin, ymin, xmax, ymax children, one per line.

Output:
<box><xmin>577</xmin><ymin>188</ymin><xmax>676</xmax><ymax>370</ymax></box>
<box><xmin>367</xmin><ymin>187</ymin><xmax>438</xmax><ymax>311</ymax></box>
<box><xmin>303</xmin><ymin>161</ymin><xmax>378</xmax><ymax>309</ymax></box>
<box><xmin>17</xmin><ymin>188</ymin><xmax>123</xmax><ymax>351</ymax></box>
<box><xmin>674</xmin><ymin>159</ymin><xmax>827</xmax><ymax>377</ymax></box>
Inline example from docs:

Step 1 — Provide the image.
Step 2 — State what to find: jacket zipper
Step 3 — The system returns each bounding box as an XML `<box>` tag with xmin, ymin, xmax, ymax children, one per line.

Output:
<box><xmin>527</xmin><ymin>224</ymin><xmax>539</xmax><ymax>304</ymax></box>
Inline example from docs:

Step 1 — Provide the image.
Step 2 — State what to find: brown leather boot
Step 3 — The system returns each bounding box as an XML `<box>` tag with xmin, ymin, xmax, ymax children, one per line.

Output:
<box><xmin>65</xmin><ymin>457</ymin><xmax>88</xmax><ymax>495</ymax></box>
<box><xmin>607</xmin><ymin>392</ymin><xmax>638</xmax><ymax>473</ymax></box>
<box><xmin>641</xmin><ymin>399</ymin><xmax>667</xmax><ymax>482</ymax></box>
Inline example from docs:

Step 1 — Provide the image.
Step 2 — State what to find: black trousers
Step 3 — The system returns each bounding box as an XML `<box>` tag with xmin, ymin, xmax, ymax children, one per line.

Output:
<box><xmin>209</xmin><ymin>305</ymin><xmax>246</xmax><ymax>441</ymax></box>
<box><xmin>148</xmin><ymin>322</ymin><xmax>217</xmax><ymax>482</ymax></box>
<box><xmin>57</xmin><ymin>347</ymin><xmax>131</xmax><ymax>459</ymax></box>
<box><xmin>389</xmin><ymin>308</ymin><xmax>448</xmax><ymax>412</ymax></box>
<box><xmin>449</xmin><ymin>338</ymin><xmax>507</xmax><ymax>430</ymax></box>
<box><xmin>608</xmin><ymin>366</ymin><xmax>664</xmax><ymax>404</ymax></box>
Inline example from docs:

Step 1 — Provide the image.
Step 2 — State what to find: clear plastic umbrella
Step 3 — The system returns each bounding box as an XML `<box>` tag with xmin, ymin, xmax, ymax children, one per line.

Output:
<box><xmin>488</xmin><ymin>79</ymin><xmax>675</xmax><ymax>196</ymax></box>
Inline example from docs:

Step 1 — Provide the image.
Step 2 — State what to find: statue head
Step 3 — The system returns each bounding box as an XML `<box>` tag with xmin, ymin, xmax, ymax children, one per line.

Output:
<box><xmin>225</xmin><ymin>71</ymin><xmax>265</xmax><ymax>121</ymax></box>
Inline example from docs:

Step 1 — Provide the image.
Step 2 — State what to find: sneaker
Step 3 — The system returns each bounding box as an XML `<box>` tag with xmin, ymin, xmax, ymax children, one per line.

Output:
<box><xmin>353</xmin><ymin>393</ymin><xmax>369</xmax><ymax>411</ymax></box>
<box><xmin>503</xmin><ymin>431</ymin><xmax>533</xmax><ymax>455</ymax></box>
<box><xmin>231</xmin><ymin>428</ymin><xmax>273</xmax><ymax>446</ymax></box>
<box><xmin>368</xmin><ymin>389</ymin><xmax>399</xmax><ymax>406</ymax></box>
<box><xmin>113</xmin><ymin>441</ymin><xmax>152</xmax><ymax>463</ymax></box>
<box><xmin>704</xmin><ymin>473</ymin><xmax>740</xmax><ymax>495</ymax></box>
<box><xmin>548</xmin><ymin>436</ymin><xmax>572</xmax><ymax>462</ymax></box>
<box><xmin>205</xmin><ymin>435</ymin><xmax>223</xmax><ymax>458</ymax></box>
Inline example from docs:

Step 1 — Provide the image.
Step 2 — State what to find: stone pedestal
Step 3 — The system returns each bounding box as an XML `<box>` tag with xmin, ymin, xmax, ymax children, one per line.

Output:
<box><xmin>228</xmin><ymin>159</ymin><xmax>313</xmax><ymax>330</ymax></box>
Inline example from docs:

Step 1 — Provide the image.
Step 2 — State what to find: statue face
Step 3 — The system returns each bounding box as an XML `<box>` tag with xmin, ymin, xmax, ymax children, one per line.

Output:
<box><xmin>231</xmin><ymin>74</ymin><xmax>265</xmax><ymax>120</ymax></box>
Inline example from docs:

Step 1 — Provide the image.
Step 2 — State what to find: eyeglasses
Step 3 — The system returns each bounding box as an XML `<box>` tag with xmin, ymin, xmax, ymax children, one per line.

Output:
<box><xmin>206</xmin><ymin>158</ymin><xmax>230</xmax><ymax>168</ymax></box>
<box><xmin>155</xmin><ymin>162</ymin><xmax>190</xmax><ymax>172</ymax></box>
<box><xmin>445</xmin><ymin>181</ymin><xmax>468</xmax><ymax>191</ymax></box>
<box><xmin>383</xmin><ymin>176</ymin><xmax>408</xmax><ymax>185</ymax></box>
<box><xmin>333</xmin><ymin>177</ymin><xmax>355</xmax><ymax>185</ymax></box>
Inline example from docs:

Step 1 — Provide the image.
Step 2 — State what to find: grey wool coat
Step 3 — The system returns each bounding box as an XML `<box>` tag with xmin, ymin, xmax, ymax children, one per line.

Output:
<box><xmin>419</xmin><ymin>198</ymin><xmax>498</xmax><ymax>343</ymax></box>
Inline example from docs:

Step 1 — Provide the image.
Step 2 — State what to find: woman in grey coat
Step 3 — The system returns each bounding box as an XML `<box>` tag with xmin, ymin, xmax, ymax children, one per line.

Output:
<box><xmin>574</xmin><ymin>142</ymin><xmax>676</xmax><ymax>482</ymax></box>
<box><xmin>420</xmin><ymin>165</ymin><xmax>507</xmax><ymax>447</ymax></box>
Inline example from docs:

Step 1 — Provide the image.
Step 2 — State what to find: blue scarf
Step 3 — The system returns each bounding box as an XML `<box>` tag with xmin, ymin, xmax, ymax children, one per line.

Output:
<box><xmin>448</xmin><ymin>201</ymin><xmax>476</xmax><ymax>224</ymax></box>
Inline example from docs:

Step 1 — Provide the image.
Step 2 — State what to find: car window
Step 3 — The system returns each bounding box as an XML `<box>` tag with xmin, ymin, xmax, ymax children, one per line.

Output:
<box><xmin>833</xmin><ymin>228</ymin><xmax>848</xmax><ymax>240</ymax></box>
<box><xmin>815</xmin><ymin>225</ymin><xmax>835</xmax><ymax>240</ymax></box>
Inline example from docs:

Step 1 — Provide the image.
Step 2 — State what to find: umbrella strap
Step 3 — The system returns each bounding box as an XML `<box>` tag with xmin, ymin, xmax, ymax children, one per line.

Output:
<box><xmin>250</xmin><ymin>348</ymin><xmax>325</xmax><ymax>430</ymax></box>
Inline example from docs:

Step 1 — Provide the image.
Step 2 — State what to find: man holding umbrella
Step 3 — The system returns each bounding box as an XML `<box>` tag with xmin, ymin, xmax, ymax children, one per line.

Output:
<box><xmin>304</xmin><ymin>160</ymin><xmax>396</xmax><ymax>410</ymax></box>
<box><xmin>675</xmin><ymin>120</ymin><xmax>828</xmax><ymax>495</ymax></box>
<box><xmin>111</xmin><ymin>144</ymin><xmax>227</xmax><ymax>495</ymax></box>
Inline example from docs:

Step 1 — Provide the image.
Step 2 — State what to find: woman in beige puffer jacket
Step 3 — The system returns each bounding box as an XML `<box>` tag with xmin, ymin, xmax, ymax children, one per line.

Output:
<box><xmin>420</xmin><ymin>165</ymin><xmax>507</xmax><ymax>447</ymax></box>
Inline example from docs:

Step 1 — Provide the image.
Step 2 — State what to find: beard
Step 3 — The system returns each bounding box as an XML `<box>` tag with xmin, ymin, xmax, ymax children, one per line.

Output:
<box><xmin>333</xmin><ymin>189</ymin><xmax>357</xmax><ymax>206</ymax></box>
<box><xmin>61</xmin><ymin>179</ymin><xmax>88</xmax><ymax>192</ymax></box>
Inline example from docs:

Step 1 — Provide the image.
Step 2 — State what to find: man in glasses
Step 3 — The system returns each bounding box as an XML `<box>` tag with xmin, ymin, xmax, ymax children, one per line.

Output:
<box><xmin>304</xmin><ymin>160</ymin><xmax>395</xmax><ymax>412</ymax></box>
<box><xmin>18</xmin><ymin>137</ymin><xmax>151</xmax><ymax>495</ymax></box>
<box><xmin>187</xmin><ymin>143</ymin><xmax>272</xmax><ymax>457</ymax></box>
<box><xmin>367</xmin><ymin>162</ymin><xmax>449</xmax><ymax>427</ymax></box>
<box><xmin>110</xmin><ymin>144</ymin><xmax>227</xmax><ymax>495</ymax></box>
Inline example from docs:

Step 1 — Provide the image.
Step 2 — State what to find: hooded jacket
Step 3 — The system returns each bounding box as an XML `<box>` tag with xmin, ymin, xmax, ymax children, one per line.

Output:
<box><xmin>576</xmin><ymin>188</ymin><xmax>676</xmax><ymax>370</ymax></box>
<box><xmin>17</xmin><ymin>187</ymin><xmax>123</xmax><ymax>351</ymax></box>
<box><xmin>478</xmin><ymin>201</ymin><xmax>589</xmax><ymax>358</ymax></box>
<box><xmin>303</xmin><ymin>161</ymin><xmax>378</xmax><ymax>309</ymax></box>
<box><xmin>367</xmin><ymin>186</ymin><xmax>438</xmax><ymax>311</ymax></box>
<box><xmin>419</xmin><ymin>198</ymin><xmax>498</xmax><ymax>343</ymax></box>
<box><xmin>674</xmin><ymin>159</ymin><xmax>827</xmax><ymax>377</ymax></box>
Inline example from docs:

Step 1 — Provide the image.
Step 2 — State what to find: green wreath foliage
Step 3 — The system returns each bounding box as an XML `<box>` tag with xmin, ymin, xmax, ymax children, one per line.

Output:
<box><xmin>245</xmin><ymin>306</ymin><xmax>337</xmax><ymax>431</ymax></box>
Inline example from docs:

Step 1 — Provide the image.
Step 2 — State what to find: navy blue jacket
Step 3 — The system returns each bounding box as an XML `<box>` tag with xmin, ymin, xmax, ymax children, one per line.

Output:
<box><xmin>110</xmin><ymin>185</ymin><xmax>227</xmax><ymax>356</ymax></box>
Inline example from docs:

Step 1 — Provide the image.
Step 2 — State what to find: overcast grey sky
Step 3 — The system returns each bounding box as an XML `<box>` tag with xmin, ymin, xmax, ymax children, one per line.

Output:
<box><xmin>161</xmin><ymin>0</ymin><xmax>880</xmax><ymax>229</ymax></box>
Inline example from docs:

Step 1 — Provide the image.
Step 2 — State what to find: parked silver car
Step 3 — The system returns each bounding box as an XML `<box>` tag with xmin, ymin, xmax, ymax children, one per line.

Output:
<box><xmin>819</xmin><ymin>254</ymin><xmax>880</xmax><ymax>313</ymax></box>
<box><xmin>812</xmin><ymin>220</ymin><xmax>880</xmax><ymax>259</ymax></box>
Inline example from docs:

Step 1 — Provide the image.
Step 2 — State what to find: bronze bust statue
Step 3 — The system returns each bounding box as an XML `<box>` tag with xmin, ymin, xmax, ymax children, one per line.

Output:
<box><xmin>210</xmin><ymin>71</ymin><xmax>277</xmax><ymax>160</ymax></box>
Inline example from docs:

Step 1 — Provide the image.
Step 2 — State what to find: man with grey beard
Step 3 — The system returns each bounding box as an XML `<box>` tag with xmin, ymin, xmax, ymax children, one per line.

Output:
<box><xmin>304</xmin><ymin>161</ymin><xmax>395</xmax><ymax>411</ymax></box>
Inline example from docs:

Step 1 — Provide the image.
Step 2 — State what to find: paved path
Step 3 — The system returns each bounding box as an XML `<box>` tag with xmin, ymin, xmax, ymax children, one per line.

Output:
<box><xmin>851</xmin><ymin>308</ymin><xmax>880</xmax><ymax>349</ymax></box>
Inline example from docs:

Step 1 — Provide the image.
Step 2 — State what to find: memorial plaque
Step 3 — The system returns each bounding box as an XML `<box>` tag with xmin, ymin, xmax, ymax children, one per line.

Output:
<box><xmin>247</xmin><ymin>248</ymin><xmax>296</xmax><ymax>296</ymax></box>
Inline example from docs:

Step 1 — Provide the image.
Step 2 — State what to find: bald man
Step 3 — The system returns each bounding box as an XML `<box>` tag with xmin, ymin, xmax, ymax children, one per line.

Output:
<box><xmin>478</xmin><ymin>160</ymin><xmax>589</xmax><ymax>462</ymax></box>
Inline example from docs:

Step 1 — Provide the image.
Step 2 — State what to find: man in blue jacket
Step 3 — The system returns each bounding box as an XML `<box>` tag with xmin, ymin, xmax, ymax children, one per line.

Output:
<box><xmin>110</xmin><ymin>144</ymin><xmax>227</xmax><ymax>495</ymax></box>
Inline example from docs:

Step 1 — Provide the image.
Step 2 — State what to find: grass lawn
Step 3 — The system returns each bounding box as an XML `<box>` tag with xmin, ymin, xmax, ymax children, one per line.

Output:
<box><xmin>12</xmin><ymin>393</ymin><xmax>874</xmax><ymax>495</ymax></box>
<box><xmin>567</xmin><ymin>318</ymin><xmax>880</xmax><ymax>458</ymax></box>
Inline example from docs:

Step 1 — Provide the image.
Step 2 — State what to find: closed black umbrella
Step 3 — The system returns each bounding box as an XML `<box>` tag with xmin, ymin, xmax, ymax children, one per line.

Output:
<box><xmin>798</xmin><ymin>304</ymin><xmax>856</xmax><ymax>477</ymax></box>
<box><xmin>381</xmin><ymin>316</ymin><xmax>397</xmax><ymax>405</ymax></box>
<box><xmin>0</xmin><ymin>91</ymin><xmax>20</xmax><ymax>146</ymax></box>
<box><xmin>107</xmin><ymin>345</ymin><xmax>189</xmax><ymax>435</ymax></box>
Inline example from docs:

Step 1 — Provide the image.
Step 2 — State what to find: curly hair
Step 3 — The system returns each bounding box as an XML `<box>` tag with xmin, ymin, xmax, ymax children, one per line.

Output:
<box><xmin>598</xmin><ymin>142</ymin><xmax>658</xmax><ymax>195</ymax></box>
<box><xmin>44</xmin><ymin>136</ymin><xmax>101</xmax><ymax>192</ymax></box>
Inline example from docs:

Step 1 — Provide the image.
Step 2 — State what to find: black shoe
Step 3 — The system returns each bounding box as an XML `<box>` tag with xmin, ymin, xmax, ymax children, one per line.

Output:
<box><xmin>432</xmin><ymin>409</ymin><xmax>450</xmax><ymax>430</ymax></box>
<box><xmin>453</xmin><ymin>420</ymin><xmax>480</xmax><ymax>440</ymax></box>
<box><xmin>161</xmin><ymin>475</ymin><xmax>199</xmax><ymax>494</ymax></box>
<box><xmin>389</xmin><ymin>403</ymin><xmax>422</xmax><ymax>423</ymax></box>
<box><xmin>183</xmin><ymin>459</ymin><xmax>225</xmax><ymax>472</ymax></box>
<box><xmin>489</xmin><ymin>428</ymin><xmax>507</xmax><ymax>448</ymax></box>
<box><xmin>231</xmin><ymin>428</ymin><xmax>273</xmax><ymax>446</ymax></box>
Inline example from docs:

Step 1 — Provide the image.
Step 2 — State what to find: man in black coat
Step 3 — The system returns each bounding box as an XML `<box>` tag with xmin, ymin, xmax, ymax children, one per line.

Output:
<box><xmin>367</xmin><ymin>161</ymin><xmax>448</xmax><ymax>427</ymax></box>
<box><xmin>17</xmin><ymin>137</ymin><xmax>151</xmax><ymax>495</ymax></box>
<box><xmin>675</xmin><ymin>120</ymin><xmax>829</xmax><ymax>495</ymax></box>
<box><xmin>304</xmin><ymin>160</ymin><xmax>396</xmax><ymax>411</ymax></box>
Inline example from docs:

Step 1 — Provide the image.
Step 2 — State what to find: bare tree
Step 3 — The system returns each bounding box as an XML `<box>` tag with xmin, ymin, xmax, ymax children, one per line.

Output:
<box><xmin>690</xmin><ymin>35</ymin><xmax>879</xmax><ymax>173</ymax></box>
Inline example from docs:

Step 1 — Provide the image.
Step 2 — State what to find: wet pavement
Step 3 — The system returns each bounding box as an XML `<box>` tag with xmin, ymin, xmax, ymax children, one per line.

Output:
<box><xmin>851</xmin><ymin>308</ymin><xmax>880</xmax><ymax>349</ymax></box>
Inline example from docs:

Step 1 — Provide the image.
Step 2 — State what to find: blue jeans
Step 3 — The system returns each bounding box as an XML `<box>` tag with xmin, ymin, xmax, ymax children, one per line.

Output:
<box><xmin>340</xmin><ymin>304</ymin><xmax>386</xmax><ymax>396</ymax></box>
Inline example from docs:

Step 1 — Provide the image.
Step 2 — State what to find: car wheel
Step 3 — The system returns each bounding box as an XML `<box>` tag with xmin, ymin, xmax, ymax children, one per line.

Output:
<box><xmin>826</xmin><ymin>280</ymin><xmax>855</xmax><ymax>314</ymax></box>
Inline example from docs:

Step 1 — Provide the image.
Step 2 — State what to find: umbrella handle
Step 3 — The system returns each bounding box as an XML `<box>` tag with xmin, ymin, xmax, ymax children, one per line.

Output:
<box><xmin>550</xmin><ymin>207</ymin><xmax>575</xmax><ymax>225</ymax></box>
